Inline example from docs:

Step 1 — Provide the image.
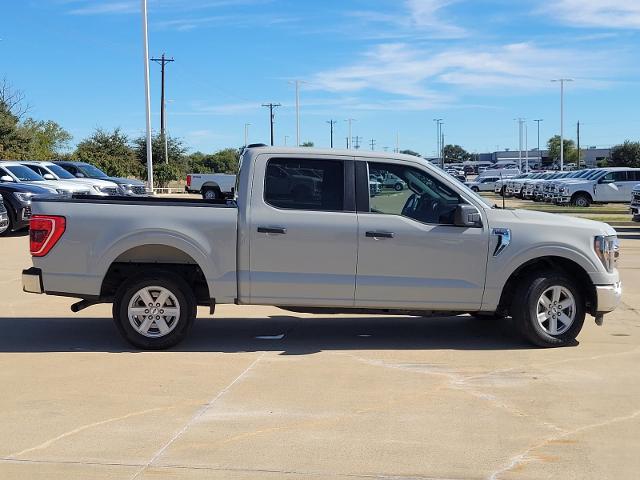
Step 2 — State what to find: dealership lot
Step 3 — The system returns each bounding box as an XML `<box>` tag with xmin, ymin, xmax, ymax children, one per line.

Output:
<box><xmin>0</xmin><ymin>232</ymin><xmax>639</xmax><ymax>479</ymax></box>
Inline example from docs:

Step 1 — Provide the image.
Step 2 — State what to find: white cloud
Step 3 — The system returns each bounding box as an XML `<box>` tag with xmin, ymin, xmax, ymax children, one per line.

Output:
<box><xmin>310</xmin><ymin>41</ymin><xmax>617</xmax><ymax>108</ymax></box>
<box><xmin>542</xmin><ymin>0</ymin><xmax>640</xmax><ymax>29</ymax></box>
<box><xmin>348</xmin><ymin>0</ymin><xmax>467</xmax><ymax>39</ymax></box>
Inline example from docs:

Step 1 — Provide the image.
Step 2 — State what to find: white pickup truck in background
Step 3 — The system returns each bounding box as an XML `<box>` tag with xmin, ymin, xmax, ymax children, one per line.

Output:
<box><xmin>185</xmin><ymin>172</ymin><xmax>236</xmax><ymax>199</ymax></box>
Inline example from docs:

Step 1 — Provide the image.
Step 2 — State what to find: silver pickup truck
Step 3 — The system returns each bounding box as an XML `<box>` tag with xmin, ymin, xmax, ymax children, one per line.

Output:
<box><xmin>23</xmin><ymin>147</ymin><xmax>622</xmax><ymax>349</ymax></box>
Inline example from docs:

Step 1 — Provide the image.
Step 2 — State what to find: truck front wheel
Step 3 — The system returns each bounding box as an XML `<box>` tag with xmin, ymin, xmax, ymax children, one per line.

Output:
<box><xmin>113</xmin><ymin>273</ymin><xmax>196</xmax><ymax>349</ymax></box>
<box><xmin>512</xmin><ymin>271</ymin><xmax>585</xmax><ymax>347</ymax></box>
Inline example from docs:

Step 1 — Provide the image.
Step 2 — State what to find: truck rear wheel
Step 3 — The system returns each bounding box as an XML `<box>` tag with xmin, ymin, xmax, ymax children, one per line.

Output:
<box><xmin>202</xmin><ymin>187</ymin><xmax>219</xmax><ymax>200</ymax></box>
<box><xmin>113</xmin><ymin>272</ymin><xmax>196</xmax><ymax>349</ymax></box>
<box><xmin>512</xmin><ymin>271</ymin><xmax>585</xmax><ymax>347</ymax></box>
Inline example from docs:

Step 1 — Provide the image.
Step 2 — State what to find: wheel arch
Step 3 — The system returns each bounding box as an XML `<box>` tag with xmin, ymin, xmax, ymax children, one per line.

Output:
<box><xmin>497</xmin><ymin>256</ymin><xmax>596</xmax><ymax>316</ymax></box>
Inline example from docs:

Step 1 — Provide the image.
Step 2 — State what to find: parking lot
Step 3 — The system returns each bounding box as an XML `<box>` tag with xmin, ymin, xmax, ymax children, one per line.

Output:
<box><xmin>1</xmin><ymin>231</ymin><xmax>639</xmax><ymax>479</ymax></box>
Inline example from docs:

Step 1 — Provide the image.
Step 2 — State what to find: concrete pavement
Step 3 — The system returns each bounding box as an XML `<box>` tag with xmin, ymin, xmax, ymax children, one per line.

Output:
<box><xmin>0</xmin><ymin>232</ymin><xmax>639</xmax><ymax>479</ymax></box>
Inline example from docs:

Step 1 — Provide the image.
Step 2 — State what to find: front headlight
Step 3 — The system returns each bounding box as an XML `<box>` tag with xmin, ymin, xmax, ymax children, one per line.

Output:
<box><xmin>119</xmin><ymin>184</ymin><xmax>134</xmax><ymax>195</ymax></box>
<box><xmin>560</xmin><ymin>187</ymin><xmax>568</xmax><ymax>194</ymax></box>
<box><xmin>56</xmin><ymin>189</ymin><xmax>72</xmax><ymax>198</ymax></box>
<box><xmin>594</xmin><ymin>235</ymin><xmax>619</xmax><ymax>273</ymax></box>
<box><xmin>13</xmin><ymin>192</ymin><xmax>33</xmax><ymax>203</ymax></box>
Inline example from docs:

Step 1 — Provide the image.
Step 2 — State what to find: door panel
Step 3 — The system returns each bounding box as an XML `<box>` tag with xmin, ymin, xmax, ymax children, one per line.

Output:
<box><xmin>355</xmin><ymin>161</ymin><xmax>489</xmax><ymax>310</ymax></box>
<box><xmin>248</xmin><ymin>155</ymin><xmax>358</xmax><ymax>306</ymax></box>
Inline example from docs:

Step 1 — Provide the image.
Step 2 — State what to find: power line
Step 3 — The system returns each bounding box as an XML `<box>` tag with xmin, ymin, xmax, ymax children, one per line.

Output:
<box><xmin>150</xmin><ymin>53</ymin><xmax>174</xmax><ymax>163</ymax></box>
<box><xmin>261</xmin><ymin>103</ymin><xmax>281</xmax><ymax>146</ymax></box>
<box><xmin>369</xmin><ymin>138</ymin><xmax>376</xmax><ymax>151</ymax></box>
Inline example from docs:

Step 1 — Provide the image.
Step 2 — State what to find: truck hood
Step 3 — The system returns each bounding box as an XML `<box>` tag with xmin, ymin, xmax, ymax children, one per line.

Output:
<box><xmin>509</xmin><ymin>208</ymin><xmax>616</xmax><ymax>236</ymax></box>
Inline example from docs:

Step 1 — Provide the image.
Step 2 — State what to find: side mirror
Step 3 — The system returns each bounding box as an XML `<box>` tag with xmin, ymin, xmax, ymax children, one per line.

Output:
<box><xmin>454</xmin><ymin>204</ymin><xmax>482</xmax><ymax>228</ymax></box>
<box><xmin>43</xmin><ymin>173</ymin><xmax>56</xmax><ymax>180</ymax></box>
<box><xmin>75</xmin><ymin>173</ymin><xmax>85</xmax><ymax>178</ymax></box>
<box><xmin>0</xmin><ymin>175</ymin><xmax>14</xmax><ymax>182</ymax></box>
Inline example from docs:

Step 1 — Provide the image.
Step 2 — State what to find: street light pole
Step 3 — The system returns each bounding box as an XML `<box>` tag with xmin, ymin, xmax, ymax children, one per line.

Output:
<box><xmin>345</xmin><ymin>119</ymin><xmax>355</xmax><ymax>149</ymax></box>
<box><xmin>534</xmin><ymin>119</ymin><xmax>543</xmax><ymax>167</ymax></box>
<box><xmin>433</xmin><ymin>119</ymin><xmax>443</xmax><ymax>167</ymax></box>
<box><xmin>552</xmin><ymin>79</ymin><xmax>573</xmax><ymax>171</ymax></box>
<box><xmin>244</xmin><ymin>123</ymin><xmax>251</xmax><ymax>147</ymax></box>
<box><xmin>141</xmin><ymin>0</ymin><xmax>153</xmax><ymax>192</ymax></box>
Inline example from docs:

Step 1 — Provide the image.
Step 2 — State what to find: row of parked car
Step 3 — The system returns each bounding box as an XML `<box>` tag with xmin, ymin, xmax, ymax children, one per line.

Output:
<box><xmin>464</xmin><ymin>167</ymin><xmax>640</xmax><ymax>220</ymax></box>
<box><xmin>0</xmin><ymin>160</ymin><xmax>149</xmax><ymax>236</ymax></box>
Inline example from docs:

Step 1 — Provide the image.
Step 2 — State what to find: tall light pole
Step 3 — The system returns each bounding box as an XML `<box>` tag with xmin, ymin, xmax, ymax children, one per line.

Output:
<box><xmin>433</xmin><ymin>119</ymin><xmax>443</xmax><ymax>167</ymax></box>
<box><xmin>141</xmin><ymin>0</ymin><xmax>153</xmax><ymax>192</ymax></box>
<box><xmin>515</xmin><ymin>118</ymin><xmax>525</xmax><ymax>171</ymax></box>
<box><xmin>552</xmin><ymin>79</ymin><xmax>573</xmax><ymax>171</ymax></box>
<box><xmin>524</xmin><ymin>121</ymin><xmax>529</xmax><ymax>172</ymax></box>
<box><xmin>345</xmin><ymin>118</ymin><xmax>356</xmax><ymax>149</ymax></box>
<box><xmin>290</xmin><ymin>80</ymin><xmax>307</xmax><ymax>147</ymax></box>
<box><xmin>534</xmin><ymin>119</ymin><xmax>543</xmax><ymax>167</ymax></box>
<box><xmin>244</xmin><ymin>123</ymin><xmax>251</xmax><ymax>147</ymax></box>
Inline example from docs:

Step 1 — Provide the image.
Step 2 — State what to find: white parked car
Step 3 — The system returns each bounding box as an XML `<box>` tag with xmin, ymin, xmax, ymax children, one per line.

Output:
<box><xmin>21</xmin><ymin>161</ymin><xmax>120</xmax><ymax>196</ymax></box>
<box><xmin>0</xmin><ymin>162</ymin><xmax>91</xmax><ymax>197</ymax></box>
<box><xmin>466</xmin><ymin>175</ymin><xmax>502</xmax><ymax>192</ymax></box>
<box><xmin>556</xmin><ymin>168</ymin><xmax>640</xmax><ymax>207</ymax></box>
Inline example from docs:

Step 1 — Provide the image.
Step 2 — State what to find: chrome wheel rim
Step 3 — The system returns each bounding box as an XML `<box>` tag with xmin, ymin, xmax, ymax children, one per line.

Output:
<box><xmin>203</xmin><ymin>190</ymin><xmax>216</xmax><ymax>199</ymax></box>
<box><xmin>536</xmin><ymin>286</ymin><xmax>576</xmax><ymax>335</ymax></box>
<box><xmin>575</xmin><ymin>197</ymin><xmax>588</xmax><ymax>207</ymax></box>
<box><xmin>128</xmin><ymin>286</ymin><xmax>180</xmax><ymax>338</ymax></box>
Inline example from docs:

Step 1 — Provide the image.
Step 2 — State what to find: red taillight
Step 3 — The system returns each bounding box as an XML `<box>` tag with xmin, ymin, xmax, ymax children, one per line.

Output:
<box><xmin>30</xmin><ymin>215</ymin><xmax>66</xmax><ymax>257</ymax></box>
<box><xmin>186</xmin><ymin>175</ymin><xmax>192</xmax><ymax>187</ymax></box>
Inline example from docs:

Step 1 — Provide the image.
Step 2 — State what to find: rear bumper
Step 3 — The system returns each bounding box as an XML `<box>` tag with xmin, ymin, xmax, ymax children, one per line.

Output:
<box><xmin>22</xmin><ymin>267</ymin><xmax>43</xmax><ymax>294</ymax></box>
<box><xmin>595</xmin><ymin>281</ymin><xmax>622</xmax><ymax>314</ymax></box>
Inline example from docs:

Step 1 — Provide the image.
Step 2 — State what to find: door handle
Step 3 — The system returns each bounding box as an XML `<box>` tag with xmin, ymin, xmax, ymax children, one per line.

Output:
<box><xmin>366</xmin><ymin>231</ymin><xmax>394</xmax><ymax>239</ymax></box>
<box><xmin>257</xmin><ymin>226</ymin><xmax>287</xmax><ymax>234</ymax></box>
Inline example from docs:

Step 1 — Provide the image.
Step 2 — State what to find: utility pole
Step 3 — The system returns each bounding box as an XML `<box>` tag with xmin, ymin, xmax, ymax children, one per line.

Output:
<box><xmin>525</xmin><ymin>122</ymin><xmax>529</xmax><ymax>172</ymax></box>
<box><xmin>244</xmin><ymin>123</ymin><xmax>251</xmax><ymax>147</ymax></box>
<box><xmin>141</xmin><ymin>0</ymin><xmax>153</xmax><ymax>191</ymax></box>
<box><xmin>577</xmin><ymin>121</ymin><xmax>581</xmax><ymax>168</ymax></box>
<box><xmin>262</xmin><ymin>103</ymin><xmax>281</xmax><ymax>146</ymax></box>
<box><xmin>326</xmin><ymin>120</ymin><xmax>337</xmax><ymax>148</ymax></box>
<box><xmin>353</xmin><ymin>136</ymin><xmax>362</xmax><ymax>150</ymax></box>
<box><xmin>552</xmin><ymin>78</ymin><xmax>573</xmax><ymax>171</ymax></box>
<box><xmin>534</xmin><ymin>119</ymin><xmax>543</xmax><ymax>167</ymax></box>
<box><xmin>284</xmin><ymin>135</ymin><xmax>289</xmax><ymax>146</ymax></box>
<box><xmin>369</xmin><ymin>139</ymin><xmax>376</xmax><ymax>151</ymax></box>
<box><xmin>150</xmin><ymin>53</ymin><xmax>174</xmax><ymax>163</ymax></box>
<box><xmin>345</xmin><ymin>119</ymin><xmax>356</xmax><ymax>149</ymax></box>
<box><xmin>396</xmin><ymin>132</ymin><xmax>400</xmax><ymax>153</ymax></box>
<box><xmin>441</xmin><ymin>132</ymin><xmax>445</xmax><ymax>164</ymax></box>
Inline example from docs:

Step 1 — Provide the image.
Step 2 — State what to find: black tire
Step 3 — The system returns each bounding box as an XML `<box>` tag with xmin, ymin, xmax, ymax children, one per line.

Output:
<box><xmin>202</xmin><ymin>187</ymin><xmax>219</xmax><ymax>200</ymax></box>
<box><xmin>113</xmin><ymin>272</ymin><xmax>197</xmax><ymax>350</ymax></box>
<box><xmin>572</xmin><ymin>193</ymin><xmax>591</xmax><ymax>208</ymax></box>
<box><xmin>471</xmin><ymin>186</ymin><xmax>479</xmax><ymax>192</ymax></box>
<box><xmin>394</xmin><ymin>182</ymin><xmax>404</xmax><ymax>191</ymax></box>
<box><xmin>512</xmin><ymin>271</ymin><xmax>585</xmax><ymax>347</ymax></box>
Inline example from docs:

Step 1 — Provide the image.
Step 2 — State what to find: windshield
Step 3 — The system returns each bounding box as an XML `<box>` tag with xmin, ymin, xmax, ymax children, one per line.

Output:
<box><xmin>78</xmin><ymin>163</ymin><xmax>109</xmax><ymax>178</ymax></box>
<box><xmin>47</xmin><ymin>164</ymin><xmax>76</xmax><ymax>179</ymax></box>
<box><xmin>4</xmin><ymin>165</ymin><xmax>45</xmax><ymax>182</ymax></box>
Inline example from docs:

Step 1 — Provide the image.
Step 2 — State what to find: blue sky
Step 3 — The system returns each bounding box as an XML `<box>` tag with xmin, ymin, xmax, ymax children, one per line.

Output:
<box><xmin>3</xmin><ymin>0</ymin><xmax>640</xmax><ymax>156</ymax></box>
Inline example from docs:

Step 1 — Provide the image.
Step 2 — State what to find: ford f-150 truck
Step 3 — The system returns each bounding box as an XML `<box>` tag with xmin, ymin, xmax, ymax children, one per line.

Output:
<box><xmin>185</xmin><ymin>172</ymin><xmax>236</xmax><ymax>199</ymax></box>
<box><xmin>22</xmin><ymin>147</ymin><xmax>622</xmax><ymax>349</ymax></box>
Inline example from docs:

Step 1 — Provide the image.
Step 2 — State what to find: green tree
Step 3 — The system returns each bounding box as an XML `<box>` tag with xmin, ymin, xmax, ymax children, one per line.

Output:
<box><xmin>188</xmin><ymin>148</ymin><xmax>239</xmax><ymax>174</ymax></box>
<box><xmin>610</xmin><ymin>141</ymin><xmax>640</xmax><ymax>168</ymax></box>
<box><xmin>546</xmin><ymin>135</ymin><xmax>578</xmax><ymax>165</ymax></box>
<box><xmin>21</xmin><ymin>119</ymin><xmax>72</xmax><ymax>159</ymax></box>
<box><xmin>400</xmin><ymin>149</ymin><xmax>421</xmax><ymax>157</ymax></box>
<box><xmin>74</xmin><ymin>128</ymin><xmax>140</xmax><ymax>178</ymax></box>
<box><xmin>301</xmin><ymin>141</ymin><xmax>314</xmax><ymax>147</ymax></box>
<box><xmin>0</xmin><ymin>102</ymin><xmax>30</xmax><ymax>159</ymax></box>
<box><xmin>443</xmin><ymin>144</ymin><xmax>471</xmax><ymax>163</ymax></box>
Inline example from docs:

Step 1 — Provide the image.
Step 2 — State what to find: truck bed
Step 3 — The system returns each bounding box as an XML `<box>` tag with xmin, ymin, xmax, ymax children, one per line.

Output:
<box><xmin>30</xmin><ymin>195</ymin><xmax>239</xmax><ymax>303</ymax></box>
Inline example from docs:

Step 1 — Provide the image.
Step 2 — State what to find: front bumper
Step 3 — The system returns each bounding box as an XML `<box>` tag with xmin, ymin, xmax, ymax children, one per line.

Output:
<box><xmin>595</xmin><ymin>281</ymin><xmax>622</xmax><ymax>314</ymax></box>
<box><xmin>22</xmin><ymin>267</ymin><xmax>43</xmax><ymax>294</ymax></box>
